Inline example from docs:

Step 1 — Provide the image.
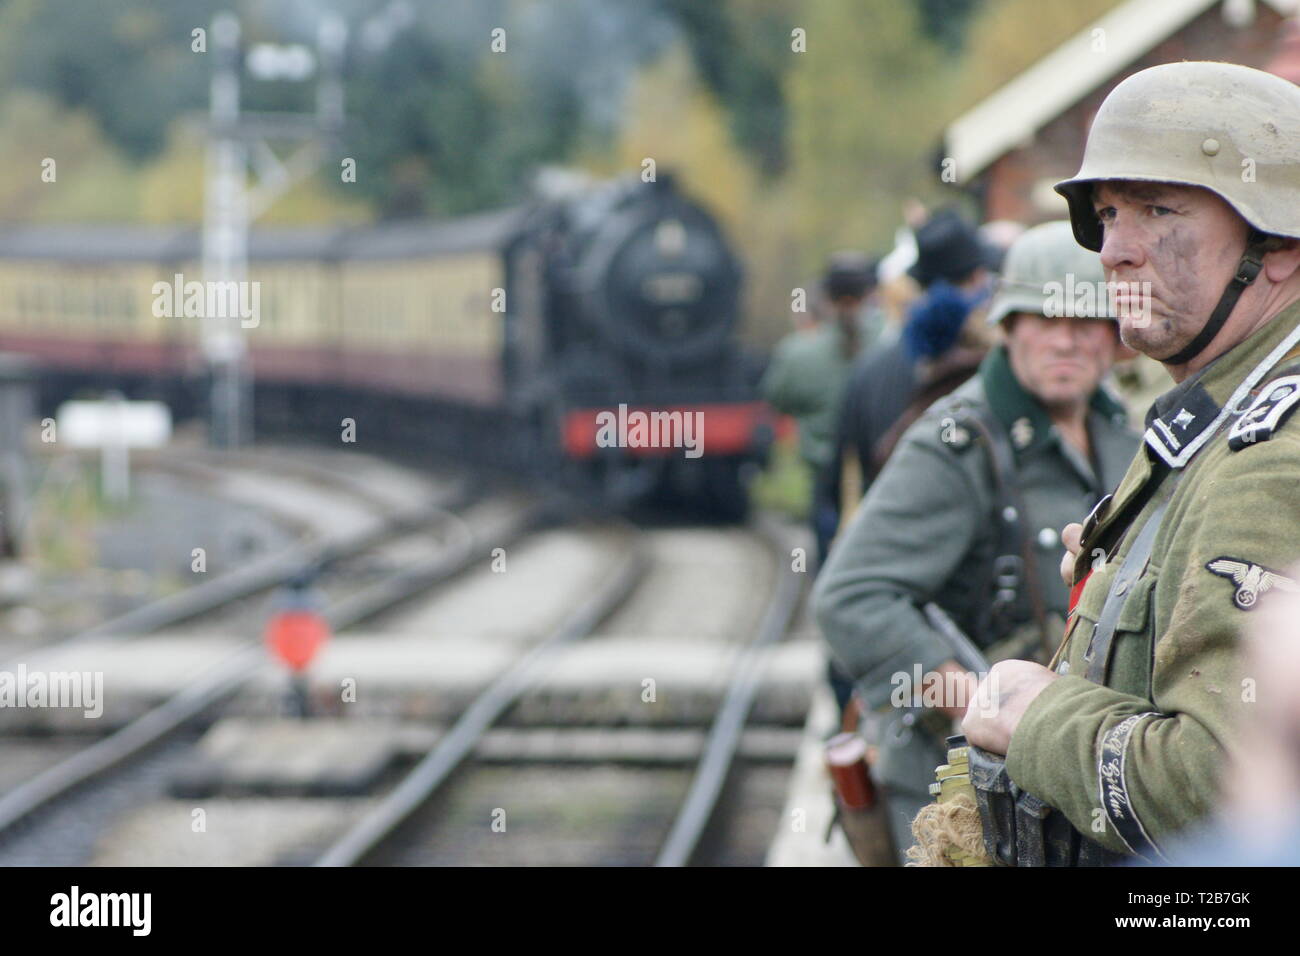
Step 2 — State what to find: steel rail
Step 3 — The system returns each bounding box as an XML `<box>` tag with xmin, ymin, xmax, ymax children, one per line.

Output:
<box><xmin>5</xmin><ymin>461</ymin><xmax>473</xmax><ymax>664</ymax></box>
<box><xmin>0</xmin><ymin>497</ymin><xmax>546</xmax><ymax>839</ymax></box>
<box><xmin>654</xmin><ymin>514</ymin><xmax>805</xmax><ymax>867</ymax></box>
<box><xmin>314</xmin><ymin>524</ymin><xmax>648</xmax><ymax>867</ymax></box>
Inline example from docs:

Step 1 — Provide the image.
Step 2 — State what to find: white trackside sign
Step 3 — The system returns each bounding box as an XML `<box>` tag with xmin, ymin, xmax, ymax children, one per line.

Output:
<box><xmin>56</xmin><ymin>397</ymin><xmax>171</xmax><ymax>502</ymax></box>
<box><xmin>57</xmin><ymin>399</ymin><xmax>171</xmax><ymax>449</ymax></box>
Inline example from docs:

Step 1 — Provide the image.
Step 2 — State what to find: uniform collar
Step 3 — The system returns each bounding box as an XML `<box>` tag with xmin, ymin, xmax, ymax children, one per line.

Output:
<box><xmin>979</xmin><ymin>344</ymin><xmax>1128</xmax><ymax>456</ymax></box>
<box><xmin>1143</xmin><ymin>300</ymin><xmax>1300</xmax><ymax>469</ymax></box>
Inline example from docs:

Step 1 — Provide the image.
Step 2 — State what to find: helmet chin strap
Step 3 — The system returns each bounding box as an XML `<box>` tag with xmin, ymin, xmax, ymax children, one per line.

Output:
<box><xmin>1158</xmin><ymin>233</ymin><xmax>1267</xmax><ymax>366</ymax></box>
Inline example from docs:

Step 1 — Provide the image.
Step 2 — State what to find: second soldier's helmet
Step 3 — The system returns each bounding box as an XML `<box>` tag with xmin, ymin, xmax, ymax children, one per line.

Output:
<box><xmin>1054</xmin><ymin>61</ymin><xmax>1300</xmax><ymax>251</ymax></box>
<box><xmin>986</xmin><ymin>220</ymin><xmax>1112</xmax><ymax>326</ymax></box>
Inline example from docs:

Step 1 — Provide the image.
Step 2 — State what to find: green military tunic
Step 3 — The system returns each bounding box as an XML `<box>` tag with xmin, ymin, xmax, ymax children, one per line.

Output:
<box><xmin>814</xmin><ymin>345</ymin><xmax>1139</xmax><ymax>854</ymax></box>
<box><xmin>1007</xmin><ymin>301</ymin><xmax>1300</xmax><ymax>861</ymax></box>
<box><xmin>762</xmin><ymin>323</ymin><xmax>852</xmax><ymax>470</ymax></box>
<box><xmin>762</xmin><ymin>311</ymin><xmax>884</xmax><ymax>470</ymax></box>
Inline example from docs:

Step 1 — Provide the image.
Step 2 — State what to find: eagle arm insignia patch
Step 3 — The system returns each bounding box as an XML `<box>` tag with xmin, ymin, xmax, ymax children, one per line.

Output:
<box><xmin>1206</xmin><ymin>557</ymin><xmax>1300</xmax><ymax>609</ymax></box>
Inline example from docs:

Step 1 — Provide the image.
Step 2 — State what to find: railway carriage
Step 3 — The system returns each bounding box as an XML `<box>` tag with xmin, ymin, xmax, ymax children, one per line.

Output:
<box><xmin>0</xmin><ymin>174</ymin><xmax>772</xmax><ymax>516</ymax></box>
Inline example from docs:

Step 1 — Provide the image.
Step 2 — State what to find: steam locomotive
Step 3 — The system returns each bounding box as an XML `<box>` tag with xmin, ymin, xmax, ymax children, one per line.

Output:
<box><xmin>0</xmin><ymin>172</ymin><xmax>773</xmax><ymax>516</ymax></box>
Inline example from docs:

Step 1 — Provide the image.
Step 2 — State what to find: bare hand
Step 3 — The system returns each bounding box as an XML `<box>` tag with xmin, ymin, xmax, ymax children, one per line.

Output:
<box><xmin>934</xmin><ymin>659</ymin><xmax>978</xmax><ymax>721</ymax></box>
<box><xmin>961</xmin><ymin>660</ymin><xmax>1059</xmax><ymax>755</ymax></box>
<box><xmin>1060</xmin><ymin>522</ymin><xmax>1083</xmax><ymax>586</ymax></box>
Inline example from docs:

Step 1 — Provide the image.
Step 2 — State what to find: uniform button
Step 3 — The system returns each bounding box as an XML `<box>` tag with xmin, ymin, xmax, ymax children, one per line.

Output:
<box><xmin>1057</xmin><ymin>660</ymin><xmax>1071</xmax><ymax>675</ymax></box>
<box><xmin>1037</xmin><ymin>527</ymin><xmax>1059</xmax><ymax>548</ymax></box>
<box><xmin>1115</xmin><ymin>579</ymin><xmax>1130</xmax><ymax>596</ymax></box>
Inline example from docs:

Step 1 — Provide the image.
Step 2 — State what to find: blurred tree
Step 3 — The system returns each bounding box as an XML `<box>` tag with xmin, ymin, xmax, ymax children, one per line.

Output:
<box><xmin>0</xmin><ymin>0</ymin><xmax>1128</xmax><ymax>247</ymax></box>
<box><xmin>917</xmin><ymin>0</ymin><xmax>985</xmax><ymax>53</ymax></box>
<box><xmin>341</xmin><ymin>26</ymin><xmax>583</xmax><ymax>218</ymax></box>
<box><xmin>785</xmin><ymin>0</ymin><xmax>959</xmax><ymax>268</ymax></box>
<box><xmin>0</xmin><ymin>0</ymin><xmax>601</xmax><ymax>219</ymax></box>
<box><xmin>0</xmin><ymin>91</ymin><xmax>140</xmax><ymax>221</ymax></box>
<box><xmin>958</xmin><ymin>0</ymin><xmax>1121</xmax><ymax>110</ymax></box>
<box><xmin>584</xmin><ymin>41</ymin><xmax>796</xmax><ymax>347</ymax></box>
<box><xmin>605</xmin><ymin>46</ymin><xmax>756</xmax><ymax>226</ymax></box>
<box><xmin>0</xmin><ymin>0</ymin><xmax>211</xmax><ymax>160</ymax></box>
<box><xmin>656</xmin><ymin>0</ymin><xmax>791</xmax><ymax>175</ymax></box>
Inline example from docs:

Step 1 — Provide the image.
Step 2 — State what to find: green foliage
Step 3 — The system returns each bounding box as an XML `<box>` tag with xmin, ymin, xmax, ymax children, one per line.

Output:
<box><xmin>656</xmin><ymin>0</ymin><xmax>791</xmax><ymax>175</ymax></box>
<box><xmin>784</xmin><ymin>0</ymin><xmax>958</xmax><ymax>267</ymax></box>
<box><xmin>0</xmin><ymin>91</ymin><xmax>142</xmax><ymax>221</ymax></box>
<box><xmin>749</xmin><ymin>434</ymin><xmax>811</xmax><ymax>520</ymax></box>
<box><xmin>917</xmin><ymin>0</ymin><xmax>985</xmax><ymax>53</ymax></box>
<box><xmin>0</xmin><ymin>0</ymin><xmax>651</xmax><ymax>219</ymax></box>
<box><xmin>0</xmin><ymin>0</ymin><xmax>212</xmax><ymax>160</ymax></box>
<box><xmin>343</xmin><ymin>26</ymin><xmax>583</xmax><ymax>218</ymax></box>
<box><xmin>0</xmin><ymin>0</ymin><xmax>1129</xmax><ymax>264</ymax></box>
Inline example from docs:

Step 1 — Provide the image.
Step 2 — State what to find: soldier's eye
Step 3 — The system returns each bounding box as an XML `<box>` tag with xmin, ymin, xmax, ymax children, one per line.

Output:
<box><xmin>1094</xmin><ymin>206</ymin><xmax>1116</xmax><ymax>222</ymax></box>
<box><xmin>1148</xmin><ymin>205</ymin><xmax>1174</xmax><ymax>217</ymax></box>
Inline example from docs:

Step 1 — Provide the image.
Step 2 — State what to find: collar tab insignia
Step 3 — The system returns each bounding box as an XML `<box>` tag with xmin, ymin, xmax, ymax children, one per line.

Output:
<box><xmin>1010</xmin><ymin>417</ymin><xmax>1034</xmax><ymax>449</ymax></box>
<box><xmin>1145</xmin><ymin>384</ymin><xmax>1220</xmax><ymax>467</ymax></box>
<box><xmin>1228</xmin><ymin>374</ymin><xmax>1300</xmax><ymax>450</ymax></box>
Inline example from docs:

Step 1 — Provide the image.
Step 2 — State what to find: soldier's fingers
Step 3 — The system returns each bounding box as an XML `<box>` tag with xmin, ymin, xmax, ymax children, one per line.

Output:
<box><xmin>1060</xmin><ymin>547</ymin><xmax>1076</xmax><ymax>587</ymax></box>
<box><xmin>1061</xmin><ymin>522</ymin><xmax>1083</xmax><ymax>556</ymax></box>
<box><xmin>1059</xmin><ymin>523</ymin><xmax>1084</xmax><ymax>586</ymax></box>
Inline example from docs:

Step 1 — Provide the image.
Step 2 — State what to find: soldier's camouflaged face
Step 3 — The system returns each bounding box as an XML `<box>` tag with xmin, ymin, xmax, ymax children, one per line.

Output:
<box><xmin>1092</xmin><ymin>181</ymin><xmax>1249</xmax><ymax>359</ymax></box>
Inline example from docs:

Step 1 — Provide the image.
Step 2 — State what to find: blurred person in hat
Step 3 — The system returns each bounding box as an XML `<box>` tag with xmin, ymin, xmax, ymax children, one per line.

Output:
<box><xmin>830</xmin><ymin>208</ymin><xmax>997</xmax><ymax>518</ymax></box>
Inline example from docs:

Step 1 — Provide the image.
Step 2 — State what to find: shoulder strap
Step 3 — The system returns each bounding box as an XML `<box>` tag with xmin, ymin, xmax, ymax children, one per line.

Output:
<box><xmin>956</xmin><ymin>405</ymin><xmax>1052</xmax><ymax>657</ymax></box>
<box><xmin>1081</xmin><ymin>491</ymin><xmax>1174</xmax><ymax>684</ymax></box>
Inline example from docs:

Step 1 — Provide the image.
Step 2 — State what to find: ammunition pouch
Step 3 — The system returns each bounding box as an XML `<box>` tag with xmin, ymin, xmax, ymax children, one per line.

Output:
<box><xmin>966</xmin><ymin>742</ymin><xmax>1125</xmax><ymax>867</ymax></box>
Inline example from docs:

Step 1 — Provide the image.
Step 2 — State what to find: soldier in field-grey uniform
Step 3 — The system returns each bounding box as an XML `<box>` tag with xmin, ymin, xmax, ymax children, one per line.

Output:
<box><xmin>813</xmin><ymin>221</ymin><xmax>1139</xmax><ymax>863</ymax></box>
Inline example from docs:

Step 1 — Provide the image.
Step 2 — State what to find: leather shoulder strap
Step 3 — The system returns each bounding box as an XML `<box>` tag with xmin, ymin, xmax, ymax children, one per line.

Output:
<box><xmin>1082</xmin><ymin>491</ymin><xmax>1173</xmax><ymax>684</ymax></box>
<box><xmin>956</xmin><ymin>405</ymin><xmax>1051</xmax><ymax>655</ymax></box>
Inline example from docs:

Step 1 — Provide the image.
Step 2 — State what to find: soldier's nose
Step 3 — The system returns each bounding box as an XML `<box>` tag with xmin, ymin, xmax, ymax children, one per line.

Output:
<box><xmin>1099</xmin><ymin>217</ymin><xmax>1146</xmax><ymax>273</ymax></box>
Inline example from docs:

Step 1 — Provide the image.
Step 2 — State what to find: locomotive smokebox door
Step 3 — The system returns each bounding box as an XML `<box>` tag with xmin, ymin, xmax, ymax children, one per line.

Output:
<box><xmin>0</xmin><ymin>353</ymin><xmax>34</xmax><ymax>560</ymax></box>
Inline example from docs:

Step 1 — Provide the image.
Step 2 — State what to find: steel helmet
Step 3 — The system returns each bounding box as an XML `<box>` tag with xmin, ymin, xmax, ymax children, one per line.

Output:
<box><xmin>1054</xmin><ymin>61</ymin><xmax>1300</xmax><ymax>364</ymax></box>
<box><xmin>986</xmin><ymin>220</ymin><xmax>1113</xmax><ymax>325</ymax></box>
<box><xmin>1056</xmin><ymin>61</ymin><xmax>1300</xmax><ymax>250</ymax></box>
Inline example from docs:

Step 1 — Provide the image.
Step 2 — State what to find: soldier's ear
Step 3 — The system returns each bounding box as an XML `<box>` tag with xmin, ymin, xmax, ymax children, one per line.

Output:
<box><xmin>1261</xmin><ymin>237</ymin><xmax>1300</xmax><ymax>285</ymax></box>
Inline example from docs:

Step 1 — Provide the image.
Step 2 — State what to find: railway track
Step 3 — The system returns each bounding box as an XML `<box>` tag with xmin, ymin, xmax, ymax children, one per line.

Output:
<box><xmin>313</xmin><ymin>516</ymin><xmax>805</xmax><ymax>868</ymax></box>
<box><xmin>0</xmin><ymin>451</ymin><xmax>549</xmax><ymax>861</ymax></box>
<box><xmin>313</xmin><ymin>521</ymin><xmax>651</xmax><ymax>866</ymax></box>
<box><xmin>0</xmin><ymin>494</ymin><xmax>809</xmax><ymax>867</ymax></box>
